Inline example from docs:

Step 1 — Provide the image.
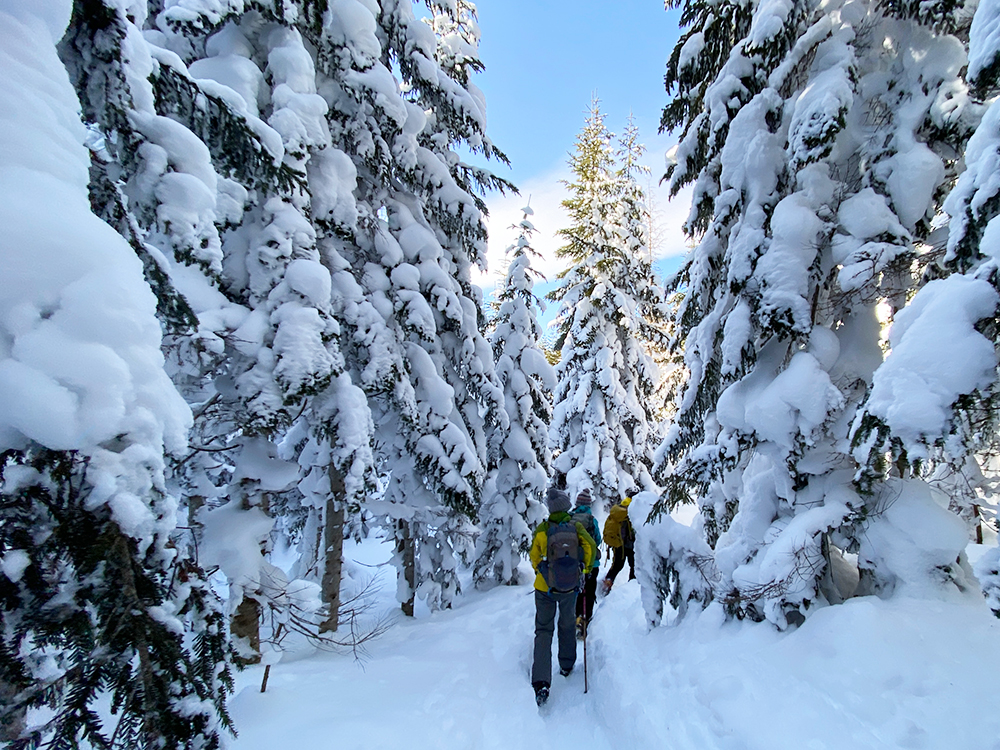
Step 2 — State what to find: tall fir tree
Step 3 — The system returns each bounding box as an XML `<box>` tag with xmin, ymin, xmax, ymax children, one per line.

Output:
<box><xmin>549</xmin><ymin>102</ymin><xmax>667</xmax><ymax>509</ymax></box>
<box><xmin>320</xmin><ymin>0</ymin><xmax>510</xmax><ymax>613</ymax></box>
<box><xmin>649</xmin><ymin>0</ymin><xmax>982</xmax><ymax>627</ymax></box>
<box><xmin>55</xmin><ymin>0</ymin><xmax>378</xmax><ymax>665</ymax></box>
<box><xmin>863</xmin><ymin>0</ymin><xmax>1000</xmax><ymax>611</ymax></box>
<box><xmin>165</xmin><ymin>0</ymin><xmax>512</xmax><ymax>616</ymax></box>
<box><xmin>474</xmin><ymin>208</ymin><xmax>554</xmax><ymax>587</ymax></box>
<box><xmin>614</xmin><ymin>116</ymin><xmax>676</xmax><ymax>449</ymax></box>
<box><xmin>101</xmin><ymin>0</ymin><xmax>369</xmax><ymax>658</ymax></box>
<box><xmin>0</xmin><ymin>2</ymin><xmax>233</xmax><ymax>746</ymax></box>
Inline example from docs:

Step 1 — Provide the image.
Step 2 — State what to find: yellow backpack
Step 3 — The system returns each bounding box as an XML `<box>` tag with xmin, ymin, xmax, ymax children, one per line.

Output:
<box><xmin>603</xmin><ymin>503</ymin><xmax>631</xmax><ymax>547</ymax></box>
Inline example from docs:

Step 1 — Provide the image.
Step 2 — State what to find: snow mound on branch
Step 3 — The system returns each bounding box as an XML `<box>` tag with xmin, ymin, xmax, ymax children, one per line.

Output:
<box><xmin>718</xmin><ymin>343</ymin><xmax>843</xmax><ymax>454</ymax></box>
<box><xmin>885</xmin><ymin>142</ymin><xmax>944</xmax><ymax>231</ymax></box>
<box><xmin>969</xmin><ymin>0</ymin><xmax>1000</xmax><ymax>84</ymax></box>
<box><xmin>754</xmin><ymin>193</ymin><xmax>826</xmax><ymax>332</ymax></box>
<box><xmin>945</xmin><ymin>100</ymin><xmax>1000</xmax><ymax>264</ymax></box>
<box><xmin>748</xmin><ymin>0</ymin><xmax>794</xmax><ymax>48</ymax></box>
<box><xmin>0</xmin><ymin>2</ymin><xmax>190</xmax><ymax>544</ymax></box>
<box><xmin>199</xmin><ymin>500</ymin><xmax>274</xmax><ymax>591</ymax></box>
<box><xmin>864</xmin><ymin>275</ymin><xmax>997</xmax><ymax>458</ymax></box>
<box><xmin>833</xmin><ymin>188</ymin><xmax>910</xmax><ymax>292</ymax></box>
<box><xmin>859</xmin><ymin>480</ymin><xmax>974</xmax><ymax>598</ymax></box>
<box><xmin>678</xmin><ymin>32</ymin><xmax>704</xmax><ymax>72</ymax></box>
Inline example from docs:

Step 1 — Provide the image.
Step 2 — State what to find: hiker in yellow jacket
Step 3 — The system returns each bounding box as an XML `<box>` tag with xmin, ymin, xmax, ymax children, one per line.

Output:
<box><xmin>601</xmin><ymin>496</ymin><xmax>636</xmax><ymax>595</ymax></box>
<box><xmin>529</xmin><ymin>487</ymin><xmax>597</xmax><ymax>706</ymax></box>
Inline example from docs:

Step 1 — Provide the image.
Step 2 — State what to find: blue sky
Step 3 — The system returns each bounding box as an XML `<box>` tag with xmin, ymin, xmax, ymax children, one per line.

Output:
<box><xmin>475</xmin><ymin>0</ymin><xmax>683</xmax><ymax>185</ymax></box>
<box><xmin>467</xmin><ymin>0</ymin><xmax>691</xmax><ymax>306</ymax></box>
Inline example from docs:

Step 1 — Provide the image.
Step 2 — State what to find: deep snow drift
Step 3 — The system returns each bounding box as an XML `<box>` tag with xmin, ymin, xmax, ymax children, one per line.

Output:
<box><xmin>227</xmin><ymin>535</ymin><xmax>1000</xmax><ymax>750</ymax></box>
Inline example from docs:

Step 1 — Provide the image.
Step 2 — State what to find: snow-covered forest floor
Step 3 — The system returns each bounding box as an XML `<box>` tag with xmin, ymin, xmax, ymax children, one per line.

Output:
<box><xmin>229</xmin><ymin>534</ymin><xmax>1000</xmax><ymax>750</ymax></box>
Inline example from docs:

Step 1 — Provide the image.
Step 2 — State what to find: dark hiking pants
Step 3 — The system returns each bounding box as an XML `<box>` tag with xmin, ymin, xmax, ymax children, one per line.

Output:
<box><xmin>531</xmin><ymin>588</ymin><xmax>577</xmax><ymax>686</ymax></box>
<box><xmin>576</xmin><ymin>569</ymin><xmax>598</xmax><ymax>622</ymax></box>
<box><xmin>605</xmin><ymin>545</ymin><xmax>636</xmax><ymax>584</ymax></box>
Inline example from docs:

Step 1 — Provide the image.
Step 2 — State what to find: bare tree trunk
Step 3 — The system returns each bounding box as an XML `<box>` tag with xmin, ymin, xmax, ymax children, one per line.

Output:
<box><xmin>187</xmin><ymin>494</ymin><xmax>204</xmax><ymax>529</ymax></box>
<box><xmin>319</xmin><ymin>467</ymin><xmax>346</xmax><ymax>633</ymax></box>
<box><xmin>308</xmin><ymin>507</ymin><xmax>324</xmax><ymax>578</ymax></box>
<box><xmin>0</xmin><ymin>680</ymin><xmax>25</xmax><ymax>741</ymax></box>
<box><xmin>260</xmin><ymin>623</ymin><xmax>283</xmax><ymax>693</ymax></box>
<box><xmin>231</xmin><ymin>479</ymin><xmax>267</xmax><ymax>665</ymax></box>
<box><xmin>106</xmin><ymin>531</ymin><xmax>158</xmax><ymax>744</ymax></box>
<box><xmin>231</xmin><ymin>597</ymin><xmax>262</xmax><ymax>665</ymax></box>
<box><xmin>397</xmin><ymin>520</ymin><xmax>415</xmax><ymax>617</ymax></box>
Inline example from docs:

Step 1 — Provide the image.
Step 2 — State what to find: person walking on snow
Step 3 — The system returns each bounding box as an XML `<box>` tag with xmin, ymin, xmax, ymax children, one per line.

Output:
<box><xmin>601</xmin><ymin>496</ymin><xmax>636</xmax><ymax>595</ymax></box>
<box><xmin>530</xmin><ymin>487</ymin><xmax>596</xmax><ymax>706</ymax></box>
<box><xmin>571</xmin><ymin>489</ymin><xmax>602</xmax><ymax>637</ymax></box>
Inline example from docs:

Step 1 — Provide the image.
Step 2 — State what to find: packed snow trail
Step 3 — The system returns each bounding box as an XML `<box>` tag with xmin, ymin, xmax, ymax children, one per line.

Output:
<box><xmin>228</xmin><ymin>538</ymin><xmax>624</xmax><ymax>750</ymax></box>
<box><xmin>228</xmin><ymin>537</ymin><xmax>1000</xmax><ymax>750</ymax></box>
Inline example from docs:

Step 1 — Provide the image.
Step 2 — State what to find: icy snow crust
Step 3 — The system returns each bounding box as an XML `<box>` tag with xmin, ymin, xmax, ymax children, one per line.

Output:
<box><xmin>227</xmin><ymin>535</ymin><xmax>1000</xmax><ymax>750</ymax></box>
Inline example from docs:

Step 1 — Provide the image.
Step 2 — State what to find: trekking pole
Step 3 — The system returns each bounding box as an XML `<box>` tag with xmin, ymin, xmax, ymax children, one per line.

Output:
<box><xmin>583</xmin><ymin>618</ymin><xmax>588</xmax><ymax>693</ymax></box>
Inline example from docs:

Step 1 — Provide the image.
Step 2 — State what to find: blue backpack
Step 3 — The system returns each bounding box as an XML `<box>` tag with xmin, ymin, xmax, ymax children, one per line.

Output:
<box><xmin>542</xmin><ymin>521</ymin><xmax>584</xmax><ymax>592</ymax></box>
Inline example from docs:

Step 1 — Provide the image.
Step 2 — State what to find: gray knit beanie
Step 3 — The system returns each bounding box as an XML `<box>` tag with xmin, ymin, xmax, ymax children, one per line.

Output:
<box><xmin>546</xmin><ymin>487</ymin><xmax>571</xmax><ymax>514</ymax></box>
<box><xmin>576</xmin><ymin>488</ymin><xmax>592</xmax><ymax>506</ymax></box>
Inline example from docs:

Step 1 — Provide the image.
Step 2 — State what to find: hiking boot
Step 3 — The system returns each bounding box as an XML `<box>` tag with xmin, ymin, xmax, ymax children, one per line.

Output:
<box><xmin>600</xmin><ymin>578</ymin><xmax>613</xmax><ymax>596</ymax></box>
<box><xmin>559</xmin><ymin>665</ymin><xmax>573</xmax><ymax>677</ymax></box>
<box><xmin>575</xmin><ymin>616</ymin><xmax>585</xmax><ymax>639</ymax></box>
<box><xmin>533</xmin><ymin>683</ymin><xmax>550</xmax><ymax>707</ymax></box>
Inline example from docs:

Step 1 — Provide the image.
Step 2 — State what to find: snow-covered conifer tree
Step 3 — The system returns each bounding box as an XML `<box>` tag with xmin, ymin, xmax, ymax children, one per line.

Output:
<box><xmin>549</xmin><ymin>102</ymin><xmax>667</xmax><ymax>510</ymax></box>
<box><xmin>474</xmin><ymin>209</ymin><xmax>554</xmax><ymax>587</ymax></box>
<box><xmin>0</xmin><ymin>2</ymin><xmax>233</xmax><ymax>745</ymax></box>
<box><xmin>57</xmin><ymin>0</ymin><xmax>375</xmax><ymax>659</ymax></box>
<box><xmin>615</xmin><ymin>116</ymin><xmax>676</xmax><ymax>445</ymax></box>
<box><xmin>307</xmin><ymin>0</ymin><xmax>510</xmax><ymax>613</ymax></box>
<box><xmin>849</xmin><ymin>0</ymin><xmax>1000</xmax><ymax>607</ymax></box>
<box><xmin>649</xmin><ymin>0</ymin><xmax>980</xmax><ymax>627</ymax></box>
<box><xmin>148</xmin><ymin>2</ymin><xmax>381</xmax><ymax>647</ymax></box>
